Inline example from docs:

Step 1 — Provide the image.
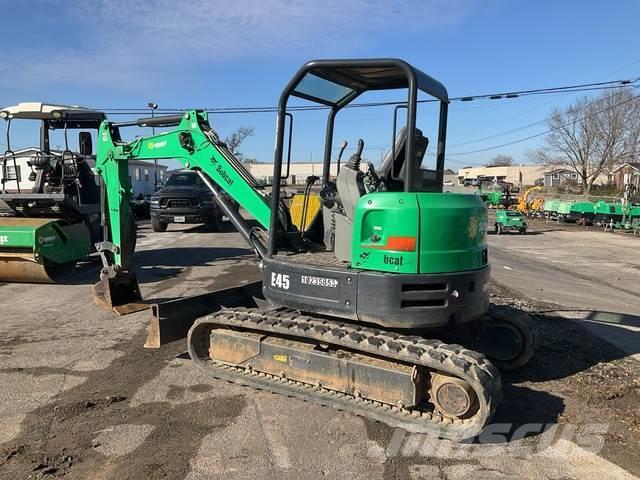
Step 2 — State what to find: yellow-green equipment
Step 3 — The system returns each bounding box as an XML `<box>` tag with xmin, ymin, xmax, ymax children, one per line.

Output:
<box><xmin>516</xmin><ymin>186</ymin><xmax>543</xmax><ymax>214</ymax></box>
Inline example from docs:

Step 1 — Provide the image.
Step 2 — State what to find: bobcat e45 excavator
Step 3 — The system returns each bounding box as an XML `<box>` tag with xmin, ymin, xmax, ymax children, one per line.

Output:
<box><xmin>91</xmin><ymin>59</ymin><xmax>536</xmax><ymax>440</ymax></box>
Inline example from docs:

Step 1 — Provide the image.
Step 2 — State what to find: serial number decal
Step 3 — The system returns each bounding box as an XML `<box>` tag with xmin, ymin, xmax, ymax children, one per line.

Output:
<box><xmin>301</xmin><ymin>275</ymin><xmax>338</xmax><ymax>288</ymax></box>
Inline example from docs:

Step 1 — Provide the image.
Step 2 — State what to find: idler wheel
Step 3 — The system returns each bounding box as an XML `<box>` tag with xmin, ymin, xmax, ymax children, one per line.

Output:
<box><xmin>429</xmin><ymin>373</ymin><xmax>478</xmax><ymax>419</ymax></box>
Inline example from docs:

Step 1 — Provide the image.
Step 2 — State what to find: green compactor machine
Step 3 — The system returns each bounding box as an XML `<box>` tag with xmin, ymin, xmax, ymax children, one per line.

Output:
<box><xmin>0</xmin><ymin>103</ymin><xmax>124</xmax><ymax>283</ymax></box>
<box><xmin>91</xmin><ymin>59</ymin><xmax>536</xmax><ymax>440</ymax></box>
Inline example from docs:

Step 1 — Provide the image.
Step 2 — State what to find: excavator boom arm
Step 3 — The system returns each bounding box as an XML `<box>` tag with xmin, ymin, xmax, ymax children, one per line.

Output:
<box><xmin>94</xmin><ymin>110</ymin><xmax>272</xmax><ymax>272</ymax></box>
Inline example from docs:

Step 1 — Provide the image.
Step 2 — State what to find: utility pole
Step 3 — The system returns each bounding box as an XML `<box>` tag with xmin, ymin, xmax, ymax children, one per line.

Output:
<box><xmin>148</xmin><ymin>102</ymin><xmax>158</xmax><ymax>191</ymax></box>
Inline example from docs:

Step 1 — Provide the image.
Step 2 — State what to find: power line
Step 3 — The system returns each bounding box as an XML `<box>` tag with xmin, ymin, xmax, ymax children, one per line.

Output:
<box><xmin>95</xmin><ymin>77</ymin><xmax>638</xmax><ymax>116</ymax></box>
<box><xmin>448</xmin><ymin>118</ymin><xmax>548</xmax><ymax>148</ymax></box>
<box><xmin>3</xmin><ymin>77</ymin><xmax>637</xmax><ymax>164</ymax></box>
<box><xmin>447</xmin><ymin>84</ymin><xmax>640</xmax><ymax>148</ymax></box>
<box><xmin>447</xmin><ymin>92</ymin><xmax>640</xmax><ymax>156</ymax></box>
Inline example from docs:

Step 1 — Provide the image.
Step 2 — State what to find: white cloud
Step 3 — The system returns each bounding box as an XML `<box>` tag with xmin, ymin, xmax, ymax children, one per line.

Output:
<box><xmin>0</xmin><ymin>0</ymin><xmax>482</xmax><ymax>89</ymax></box>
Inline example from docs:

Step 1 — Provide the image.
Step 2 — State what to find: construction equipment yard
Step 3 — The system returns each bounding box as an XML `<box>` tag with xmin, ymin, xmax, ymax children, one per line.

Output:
<box><xmin>0</xmin><ymin>216</ymin><xmax>638</xmax><ymax>480</ymax></box>
<box><xmin>3</xmin><ymin>1</ymin><xmax>640</xmax><ymax>478</ymax></box>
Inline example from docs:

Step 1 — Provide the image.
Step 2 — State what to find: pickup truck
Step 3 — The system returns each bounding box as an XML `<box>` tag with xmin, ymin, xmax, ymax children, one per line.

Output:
<box><xmin>150</xmin><ymin>170</ymin><xmax>223</xmax><ymax>232</ymax></box>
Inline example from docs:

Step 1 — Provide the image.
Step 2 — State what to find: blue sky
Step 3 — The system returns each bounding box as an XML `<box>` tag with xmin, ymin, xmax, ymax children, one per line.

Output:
<box><xmin>1</xmin><ymin>0</ymin><xmax>639</xmax><ymax>171</ymax></box>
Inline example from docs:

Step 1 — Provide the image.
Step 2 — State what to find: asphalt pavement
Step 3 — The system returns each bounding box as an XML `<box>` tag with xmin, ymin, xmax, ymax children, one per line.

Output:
<box><xmin>487</xmin><ymin>218</ymin><xmax>640</xmax><ymax>361</ymax></box>
<box><xmin>0</xmin><ymin>220</ymin><xmax>638</xmax><ymax>479</ymax></box>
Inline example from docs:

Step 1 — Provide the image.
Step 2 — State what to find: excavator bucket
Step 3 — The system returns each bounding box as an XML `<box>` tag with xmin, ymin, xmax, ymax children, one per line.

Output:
<box><xmin>91</xmin><ymin>272</ymin><xmax>147</xmax><ymax>315</ymax></box>
<box><xmin>0</xmin><ymin>217</ymin><xmax>91</xmax><ymax>283</ymax></box>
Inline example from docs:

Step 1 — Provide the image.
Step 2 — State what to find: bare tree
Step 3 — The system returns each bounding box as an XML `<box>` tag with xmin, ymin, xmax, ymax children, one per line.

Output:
<box><xmin>225</xmin><ymin>126</ymin><xmax>254</xmax><ymax>158</ymax></box>
<box><xmin>486</xmin><ymin>154</ymin><xmax>514</xmax><ymax>167</ymax></box>
<box><xmin>529</xmin><ymin>89</ymin><xmax>639</xmax><ymax>195</ymax></box>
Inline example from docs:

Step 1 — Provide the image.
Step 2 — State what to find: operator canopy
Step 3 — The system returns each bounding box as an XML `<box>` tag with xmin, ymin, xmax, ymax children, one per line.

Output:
<box><xmin>0</xmin><ymin>102</ymin><xmax>105</xmax><ymax>129</ymax></box>
<box><xmin>290</xmin><ymin>59</ymin><xmax>449</xmax><ymax>107</ymax></box>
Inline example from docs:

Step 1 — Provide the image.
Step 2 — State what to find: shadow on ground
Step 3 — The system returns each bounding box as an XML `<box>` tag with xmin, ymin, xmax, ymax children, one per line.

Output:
<box><xmin>65</xmin><ymin>246</ymin><xmax>254</xmax><ymax>287</ymax></box>
<box><xmin>133</xmin><ymin>246</ymin><xmax>253</xmax><ymax>284</ymax></box>
<box><xmin>0</xmin><ymin>331</ymin><xmax>246</xmax><ymax>479</ymax></box>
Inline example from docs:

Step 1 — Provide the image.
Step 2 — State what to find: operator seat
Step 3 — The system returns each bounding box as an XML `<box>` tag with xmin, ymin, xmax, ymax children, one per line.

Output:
<box><xmin>334</xmin><ymin>126</ymin><xmax>427</xmax><ymax>221</ymax></box>
<box><xmin>377</xmin><ymin>127</ymin><xmax>428</xmax><ymax>191</ymax></box>
<box><xmin>331</xmin><ymin>127</ymin><xmax>428</xmax><ymax>262</ymax></box>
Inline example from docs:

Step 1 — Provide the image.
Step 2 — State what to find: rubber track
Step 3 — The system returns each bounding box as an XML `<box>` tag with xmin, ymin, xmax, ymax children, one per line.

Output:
<box><xmin>187</xmin><ymin>307</ymin><xmax>502</xmax><ymax>441</ymax></box>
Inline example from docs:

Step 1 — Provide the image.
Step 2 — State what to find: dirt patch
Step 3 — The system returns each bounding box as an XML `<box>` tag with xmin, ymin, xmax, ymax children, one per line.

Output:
<box><xmin>364</xmin><ymin>282</ymin><xmax>640</xmax><ymax>479</ymax></box>
<box><xmin>494</xmin><ymin>283</ymin><xmax>640</xmax><ymax>474</ymax></box>
<box><xmin>0</xmin><ymin>331</ymin><xmax>246</xmax><ymax>480</ymax></box>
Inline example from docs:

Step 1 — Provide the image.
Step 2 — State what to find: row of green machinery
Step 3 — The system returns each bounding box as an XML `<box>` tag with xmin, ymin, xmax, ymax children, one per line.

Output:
<box><xmin>0</xmin><ymin>103</ymin><xmax>137</xmax><ymax>282</ymax></box>
<box><xmin>88</xmin><ymin>59</ymin><xmax>537</xmax><ymax>441</ymax></box>
<box><xmin>541</xmin><ymin>198</ymin><xmax>640</xmax><ymax>228</ymax></box>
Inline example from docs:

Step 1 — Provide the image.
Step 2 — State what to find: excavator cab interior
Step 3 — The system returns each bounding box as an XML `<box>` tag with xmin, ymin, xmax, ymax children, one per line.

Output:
<box><xmin>269</xmin><ymin>60</ymin><xmax>449</xmax><ymax>258</ymax></box>
<box><xmin>1</xmin><ymin>104</ymin><xmax>104</xmax><ymax>207</ymax></box>
<box><xmin>0</xmin><ymin>103</ymin><xmax>108</xmax><ymax>284</ymax></box>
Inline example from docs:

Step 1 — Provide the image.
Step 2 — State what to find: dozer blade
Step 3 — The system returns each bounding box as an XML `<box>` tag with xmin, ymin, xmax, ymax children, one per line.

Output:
<box><xmin>92</xmin><ymin>272</ymin><xmax>147</xmax><ymax>315</ymax></box>
<box><xmin>145</xmin><ymin>280</ymin><xmax>263</xmax><ymax>349</ymax></box>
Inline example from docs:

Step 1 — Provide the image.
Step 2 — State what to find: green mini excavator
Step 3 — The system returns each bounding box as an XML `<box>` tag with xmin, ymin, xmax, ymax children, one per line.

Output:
<box><xmin>92</xmin><ymin>59</ymin><xmax>536</xmax><ymax>440</ymax></box>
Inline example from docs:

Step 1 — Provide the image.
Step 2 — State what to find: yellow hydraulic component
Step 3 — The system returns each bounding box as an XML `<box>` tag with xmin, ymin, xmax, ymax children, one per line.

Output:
<box><xmin>289</xmin><ymin>193</ymin><xmax>321</xmax><ymax>231</ymax></box>
<box><xmin>516</xmin><ymin>186</ymin><xmax>543</xmax><ymax>213</ymax></box>
<box><xmin>530</xmin><ymin>197</ymin><xmax>545</xmax><ymax>213</ymax></box>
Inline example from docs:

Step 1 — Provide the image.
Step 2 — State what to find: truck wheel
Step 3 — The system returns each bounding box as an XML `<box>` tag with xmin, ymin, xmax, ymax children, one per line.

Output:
<box><xmin>152</xmin><ymin>217</ymin><xmax>168</xmax><ymax>232</ymax></box>
<box><xmin>519</xmin><ymin>228</ymin><xmax>527</xmax><ymax>235</ymax></box>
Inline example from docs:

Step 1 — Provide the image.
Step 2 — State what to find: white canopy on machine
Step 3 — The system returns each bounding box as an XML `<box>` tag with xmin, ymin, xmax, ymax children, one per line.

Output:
<box><xmin>0</xmin><ymin>102</ymin><xmax>105</xmax><ymax>121</ymax></box>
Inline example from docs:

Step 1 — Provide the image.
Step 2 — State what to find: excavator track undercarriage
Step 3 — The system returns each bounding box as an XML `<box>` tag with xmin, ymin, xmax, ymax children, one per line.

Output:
<box><xmin>188</xmin><ymin>307</ymin><xmax>502</xmax><ymax>441</ymax></box>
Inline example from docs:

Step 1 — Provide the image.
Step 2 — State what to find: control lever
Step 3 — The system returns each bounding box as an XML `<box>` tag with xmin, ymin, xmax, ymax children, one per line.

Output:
<box><xmin>336</xmin><ymin>140</ymin><xmax>348</xmax><ymax>174</ymax></box>
<box><xmin>347</xmin><ymin>139</ymin><xmax>364</xmax><ymax>170</ymax></box>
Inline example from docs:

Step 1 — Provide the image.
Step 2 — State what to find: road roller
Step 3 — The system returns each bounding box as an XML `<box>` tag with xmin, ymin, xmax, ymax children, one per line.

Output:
<box><xmin>0</xmin><ymin>103</ymin><xmax>105</xmax><ymax>283</ymax></box>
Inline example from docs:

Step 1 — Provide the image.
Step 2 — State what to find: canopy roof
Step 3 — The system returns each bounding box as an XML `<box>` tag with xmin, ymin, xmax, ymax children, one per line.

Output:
<box><xmin>290</xmin><ymin>59</ymin><xmax>449</xmax><ymax>107</ymax></box>
<box><xmin>0</xmin><ymin>102</ymin><xmax>105</xmax><ymax>128</ymax></box>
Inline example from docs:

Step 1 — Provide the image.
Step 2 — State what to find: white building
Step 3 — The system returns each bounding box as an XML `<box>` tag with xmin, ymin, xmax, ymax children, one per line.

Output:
<box><xmin>0</xmin><ymin>149</ymin><xmax>167</xmax><ymax>197</ymax></box>
<box><xmin>456</xmin><ymin>165</ymin><xmax>547</xmax><ymax>187</ymax></box>
<box><xmin>128</xmin><ymin>159</ymin><xmax>168</xmax><ymax>197</ymax></box>
<box><xmin>247</xmin><ymin>161</ymin><xmax>370</xmax><ymax>186</ymax></box>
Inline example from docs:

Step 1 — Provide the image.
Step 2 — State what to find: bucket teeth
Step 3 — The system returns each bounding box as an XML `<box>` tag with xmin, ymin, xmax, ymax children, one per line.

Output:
<box><xmin>92</xmin><ymin>272</ymin><xmax>147</xmax><ymax>315</ymax></box>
